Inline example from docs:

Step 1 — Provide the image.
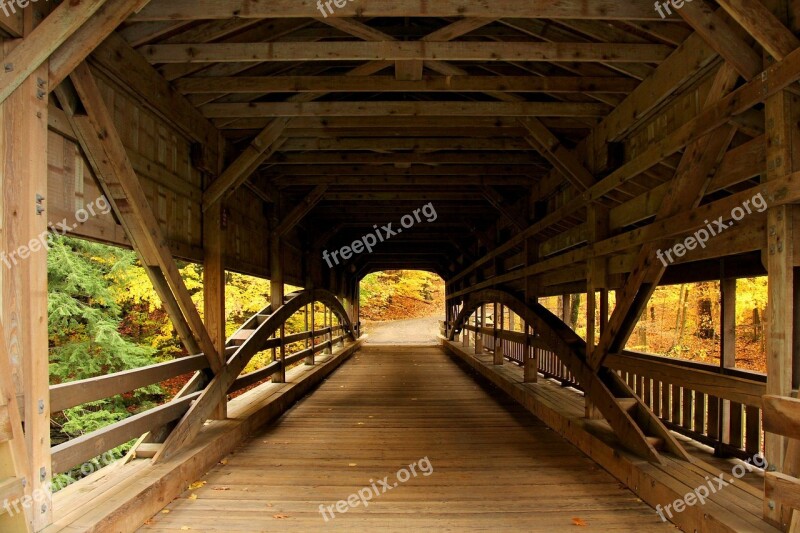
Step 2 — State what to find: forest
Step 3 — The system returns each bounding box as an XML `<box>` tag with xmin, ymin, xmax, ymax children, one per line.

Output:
<box><xmin>47</xmin><ymin>235</ymin><xmax>766</xmax><ymax>483</ymax></box>
<box><xmin>539</xmin><ymin>278</ymin><xmax>768</xmax><ymax>373</ymax></box>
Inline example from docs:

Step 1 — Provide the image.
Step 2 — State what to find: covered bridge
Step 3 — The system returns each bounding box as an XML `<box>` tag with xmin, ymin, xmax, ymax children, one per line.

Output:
<box><xmin>0</xmin><ymin>0</ymin><xmax>799</xmax><ymax>531</ymax></box>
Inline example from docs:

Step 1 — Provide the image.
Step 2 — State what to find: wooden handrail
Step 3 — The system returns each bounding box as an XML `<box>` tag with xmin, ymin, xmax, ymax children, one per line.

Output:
<box><xmin>51</xmin><ymin>392</ymin><xmax>201</xmax><ymax>474</ymax></box>
<box><xmin>50</xmin><ymin>355</ymin><xmax>209</xmax><ymax>414</ymax></box>
<box><xmin>606</xmin><ymin>352</ymin><xmax>765</xmax><ymax>408</ymax></box>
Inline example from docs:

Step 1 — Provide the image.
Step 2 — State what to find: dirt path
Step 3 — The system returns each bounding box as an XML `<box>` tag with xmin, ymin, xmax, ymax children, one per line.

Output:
<box><xmin>362</xmin><ymin>316</ymin><xmax>441</xmax><ymax>345</ymax></box>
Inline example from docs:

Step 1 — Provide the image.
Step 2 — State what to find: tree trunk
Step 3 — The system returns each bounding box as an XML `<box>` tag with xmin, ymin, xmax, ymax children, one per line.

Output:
<box><xmin>696</xmin><ymin>298</ymin><xmax>715</xmax><ymax>339</ymax></box>
<box><xmin>570</xmin><ymin>294</ymin><xmax>581</xmax><ymax>329</ymax></box>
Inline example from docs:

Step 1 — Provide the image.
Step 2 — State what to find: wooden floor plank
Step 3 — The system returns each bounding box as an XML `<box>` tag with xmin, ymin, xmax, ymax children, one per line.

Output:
<box><xmin>139</xmin><ymin>346</ymin><xmax>671</xmax><ymax>532</ymax></box>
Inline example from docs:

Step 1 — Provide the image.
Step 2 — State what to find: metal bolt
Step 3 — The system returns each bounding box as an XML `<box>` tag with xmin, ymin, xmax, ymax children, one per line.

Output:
<box><xmin>41</xmin><ymin>504</ymin><xmax>47</xmax><ymax>514</ymax></box>
<box><xmin>36</xmin><ymin>194</ymin><xmax>44</xmax><ymax>203</ymax></box>
<box><xmin>36</xmin><ymin>205</ymin><xmax>45</xmax><ymax>216</ymax></box>
<box><xmin>39</xmin><ymin>467</ymin><xmax>46</xmax><ymax>481</ymax></box>
<box><xmin>769</xmin><ymin>500</ymin><xmax>776</xmax><ymax>510</ymax></box>
<box><xmin>38</xmin><ymin>399</ymin><xmax>44</xmax><ymax>414</ymax></box>
<box><xmin>4</xmin><ymin>63</ymin><xmax>13</xmax><ymax>72</ymax></box>
<box><xmin>36</xmin><ymin>89</ymin><xmax>45</xmax><ymax>100</ymax></box>
<box><xmin>36</xmin><ymin>77</ymin><xmax>45</xmax><ymax>89</ymax></box>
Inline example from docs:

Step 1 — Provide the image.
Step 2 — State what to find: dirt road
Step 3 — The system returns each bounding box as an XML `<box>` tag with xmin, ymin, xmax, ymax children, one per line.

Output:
<box><xmin>362</xmin><ymin>316</ymin><xmax>441</xmax><ymax>345</ymax></box>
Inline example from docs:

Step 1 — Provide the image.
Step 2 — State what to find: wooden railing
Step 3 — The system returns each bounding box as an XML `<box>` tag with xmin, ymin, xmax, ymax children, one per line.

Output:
<box><xmin>451</xmin><ymin>312</ymin><xmax>766</xmax><ymax>460</ymax></box>
<box><xmin>50</xmin><ymin>293</ymin><xmax>351</xmax><ymax>475</ymax></box>
<box><xmin>607</xmin><ymin>351</ymin><xmax>765</xmax><ymax>459</ymax></box>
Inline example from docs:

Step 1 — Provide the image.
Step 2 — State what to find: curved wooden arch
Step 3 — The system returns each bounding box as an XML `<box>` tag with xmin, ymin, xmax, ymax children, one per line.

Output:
<box><xmin>156</xmin><ymin>289</ymin><xmax>355</xmax><ymax>461</ymax></box>
<box><xmin>228</xmin><ymin>289</ymin><xmax>354</xmax><ymax>351</ymax></box>
<box><xmin>448</xmin><ymin>289</ymin><xmax>582</xmax><ymax>352</ymax></box>
<box><xmin>448</xmin><ymin>289</ymin><xmax>689</xmax><ymax>463</ymax></box>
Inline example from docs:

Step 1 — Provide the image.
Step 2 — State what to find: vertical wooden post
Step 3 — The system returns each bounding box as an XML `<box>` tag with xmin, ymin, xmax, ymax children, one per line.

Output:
<box><xmin>462</xmin><ymin>308</ymin><xmax>469</xmax><ymax>347</ymax></box>
<box><xmin>524</xmin><ymin>324</ymin><xmax>538</xmax><ymax>383</ymax></box>
<box><xmin>719</xmin><ymin>278</ymin><xmax>737</xmax><ymax>445</ymax></box>
<box><xmin>310</xmin><ymin>302</ymin><xmax>316</xmax><ymax>359</ymax></box>
<box><xmin>764</xmin><ymin>86</ymin><xmax>798</xmax><ymax>478</ymax></box>
<box><xmin>327</xmin><ymin>306</ymin><xmax>333</xmax><ymax>353</ymax></box>
<box><xmin>305</xmin><ymin>304</ymin><xmax>314</xmax><ymax>365</ymax></box>
<box><xmin>493</xmin><ymin>303</ymin><xmax>504</xmax><ymax>365</ymax></box>
<box><xmin>0</xmin><ymin>54</ymin><xmax>51</xmax><ymax>530</ymax></box>
<box><xmin>586</xmin><ymin>204</ymin><xmax>608</xmax><ymax>419</ymax></box>
<box><xmin>270</xmin><ymin>225</ymin><xmax>285</xmax><ymax>383</ymax></box>
<box><xmin>475</xmin><ymin>305</ymin><xmax>484</xmax><ymax>354</ymax></box>
<box><xmin>204</xmin><ymin>201</ymin><xmax>227</xmax><ymax>419</ymax></box>
<box><xmin>524</xmin><ymin>237</ymin><xmax>540</xmax><ymax>382</ymax></box>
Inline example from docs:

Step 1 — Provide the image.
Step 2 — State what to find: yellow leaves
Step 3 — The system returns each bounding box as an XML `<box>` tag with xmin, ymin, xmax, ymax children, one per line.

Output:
<box><xmin>188</xmin><ymin>480</ymin><xmax>207</xmax><ymax>490</ymax></box>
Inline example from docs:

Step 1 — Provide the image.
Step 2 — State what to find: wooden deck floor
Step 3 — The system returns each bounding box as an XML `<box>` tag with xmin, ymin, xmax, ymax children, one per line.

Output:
<box><xmin>139</xmin><ymin>345</ymin><xmax>672</xmax><ymax>532</ymax></box>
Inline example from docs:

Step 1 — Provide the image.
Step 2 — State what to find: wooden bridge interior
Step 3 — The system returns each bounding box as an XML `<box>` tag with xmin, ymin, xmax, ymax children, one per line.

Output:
<box><xmin>1</xmin><ymin>0</ymin><xmax>800</xmax><ymax>531</ymax></box>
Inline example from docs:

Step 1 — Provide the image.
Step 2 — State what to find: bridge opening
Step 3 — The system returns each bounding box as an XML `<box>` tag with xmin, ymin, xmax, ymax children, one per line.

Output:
<box><xmin>359</xmin><ymin>270</ymin><xmax>445</xmax><ymax>345</ymax></box>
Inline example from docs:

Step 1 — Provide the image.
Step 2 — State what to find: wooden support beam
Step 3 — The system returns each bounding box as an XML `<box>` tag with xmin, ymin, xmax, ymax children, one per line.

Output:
<box><xmin>677</xmin><ymin>0</ymin><xmax>762</xmax><ymax>80</ymax></box>
<box><xmin>763</xmin><ymin>395</ymin><xmax>800</xmax><ymax>440</ymax></box>
<box><xmin>203</xmin><ymin>118</ymin><xmax>288</xmax><ymax>210</ymax></box>
<box><xmin>131</xmin><ymin>0</ymin><xmax>674</xmax><ymax>21</ymax></box>
<box><xmin>48</xmin><ymin>0</ymin><xmax>152</xmax><ymax>87</ymax></box>
<box><xmin>204</xmin><ymin>202</ymin><xmax>227</xmax><ymax>420</ymax></box>
<box><xmin>173</xmin><ymin>75</ymin><xmax>640</xmax><ymax>95</ymax></box>
<box><xmin>0</xmin><ymin>63</ymin><xmax>44</xmax><ymax>532</ymax></box>
<box><xmin>274</xmin><ymin>184</ymin><xmax>328</xmax><ymax>237</ymax></box>
<box><xmin>0</xmin><ymin>322</ymin><xmax>32</xmax><ymax>533</ymax></box>
<box><xmin>586</xmin><ymin>204</ymin><xmax>609</xmax><ymax>419</ymax></box>
<box><xmin>142</xmin><ymin>42</ymin><xmax>673</xmax><ymax>64</ymax></box>
<box><xmin>521</xmin><ymin>117</ymin><xmax>595</xmax><ymax>191</ymax></box>
<box><xmin>202</xmin><ymin>101</ymin><xmax>611</xmax><ymax>119</ymax></box>
<box><xmin>481</xmin><ymin>187</ymin><xmax>524</xmax><ymax>232</ymax></box>
<box><xmin>0</xmin><ymin>0</ymin><xmax>110</xmax><ymax>105</ymax></box>
<box><xmin>279</xmin><ymin>137</ymin><xmax>531</xmax><ymax>152</ymax></box>
<box><xmin>764</xmin><ymin>90</ymin><xmax>797</xmax><ymax>477</ymax></box>
<box><xmin>64</xmin><ymin>63</ymin><xmax>224</xmax><ymax>375</ymax></box>
<box><xmin>716</xmin><ymin>0</ymin><xmax>800</xmax><ymax>60</ymax></box>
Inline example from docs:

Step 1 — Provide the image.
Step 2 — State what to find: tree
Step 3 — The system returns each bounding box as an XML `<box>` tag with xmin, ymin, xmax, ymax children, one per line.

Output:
<box><xmin>48</xmin><ymin>236</ymin><xmax>163</xmax><ymax>477</ymax></box>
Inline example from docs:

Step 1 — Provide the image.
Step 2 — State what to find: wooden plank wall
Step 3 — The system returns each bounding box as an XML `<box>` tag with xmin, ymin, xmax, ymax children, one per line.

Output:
<box><xmin>46</xmin><ymin>71</ymin><xmax>296</xmax><ymax>283</ymax></box>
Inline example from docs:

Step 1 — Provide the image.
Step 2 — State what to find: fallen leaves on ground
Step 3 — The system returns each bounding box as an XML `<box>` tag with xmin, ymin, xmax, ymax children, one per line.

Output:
<box><xmin>572</xmin><ymin>517</ymin><xmax>587</xmax><ymax>527</ymax></box>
